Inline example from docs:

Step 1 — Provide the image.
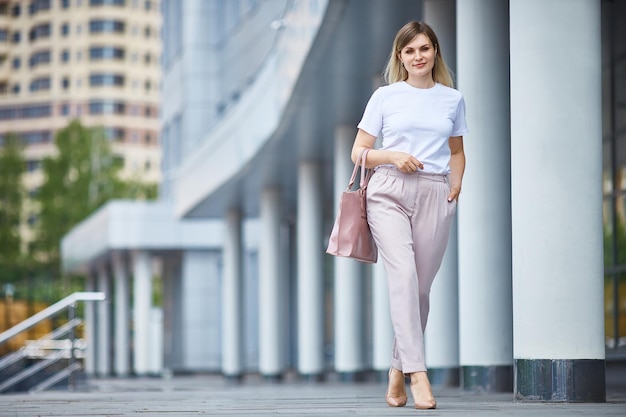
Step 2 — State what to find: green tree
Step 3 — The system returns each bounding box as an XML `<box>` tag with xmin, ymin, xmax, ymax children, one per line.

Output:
<box><xmin>36</xmin><ymin>120</ymin><xmax>132</xmax><ymax>268</ymax></box>
<box><xmin>0</xmin><ymin>133</ymin><xmax>26</xmax><ymax>282</ymax></box>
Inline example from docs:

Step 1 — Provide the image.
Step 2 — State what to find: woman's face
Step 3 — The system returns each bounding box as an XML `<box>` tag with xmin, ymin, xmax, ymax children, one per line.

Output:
<box><xmin>398</xmin><ymin>33</ymin><xmax>436</xmax><ymax>80</ymax></box>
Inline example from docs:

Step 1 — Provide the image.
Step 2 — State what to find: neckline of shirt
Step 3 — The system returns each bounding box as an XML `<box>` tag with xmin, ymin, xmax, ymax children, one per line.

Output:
<box><xmin>401</xmin><ymin>81</ymin><xmax>440</xmax><ymax>91</ymax></box>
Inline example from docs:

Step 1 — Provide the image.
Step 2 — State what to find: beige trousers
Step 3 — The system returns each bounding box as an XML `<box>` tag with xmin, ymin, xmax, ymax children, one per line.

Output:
<box><xmin>367</xmin><ymin>166</ymin><xmax>457</xmax><ymax>373</ymax></box>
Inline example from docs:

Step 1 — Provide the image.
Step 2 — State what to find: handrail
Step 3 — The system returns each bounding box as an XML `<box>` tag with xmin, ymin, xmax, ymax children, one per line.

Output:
<box><xmin>0</xmin><ymin>292</ymin><xmax>105</xmax><ymax>346</ymax></box>
<box><xmin>0</xmin><ymin>318</ymin><xmax>82</xmax><ymax>372</ymax></box>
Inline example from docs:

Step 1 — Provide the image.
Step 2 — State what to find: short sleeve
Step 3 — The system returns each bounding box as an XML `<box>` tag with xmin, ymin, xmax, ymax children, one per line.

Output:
<box><xmin>357</xmin><ymin>88</ymin><xmax>383</xmax><ymax>137</ymax></box>
<box><xmin>451</xmin><ymin>95</ymin><xmax>468</xmax><ymax>137</ymax></box>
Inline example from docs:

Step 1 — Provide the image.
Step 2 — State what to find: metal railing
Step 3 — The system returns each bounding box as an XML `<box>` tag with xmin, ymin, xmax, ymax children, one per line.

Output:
<box><xmin>0</xmin><ymin>292</ymin><xmax>105</xmax><ymax>394</ymax></box>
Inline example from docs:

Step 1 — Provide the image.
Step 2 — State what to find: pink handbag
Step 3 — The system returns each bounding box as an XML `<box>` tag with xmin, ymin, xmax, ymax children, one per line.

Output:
<box><xmin>326</xmin><ymin>149</ymin><xmax>378</xmax><ymax>264</ymax></box>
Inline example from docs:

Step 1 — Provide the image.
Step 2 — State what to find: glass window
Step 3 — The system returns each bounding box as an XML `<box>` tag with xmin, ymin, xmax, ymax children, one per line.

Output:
<box><xmin>29</xmin><ymin>50</ymin><xmax>51</xmax><ymax>67</ymax></box>
<box><xmin>26</xmin><ymin>160</ymin><xmax>42</xmax><ymax>171</ymax></box>
<box><xmin>27</xmin><ymin>214</ymin><xmax>38</xmax><ymax>226</ymax></box>
<box><xmin>90</xmin><ymin>0</ymin><xmax>125</xmax><ymax>6</ymax></box>
<box><xmin>89</xmin><ymin>19</ymin><xmax>125</xmax><ymax>33</ymax></box>
<box><xmin>89</xmin><ymin>46</ymin><xmax>125</xmax><ymax>60</ymax></box>
<box><xmin>11</xmin><ymin>4</ymin><xmax>21</xmax><ymax>16</ymax></box>
<box><xmin>12</xmin><ymin>58</ymin><xmax>20</xmax><ymax>69</ymax></box>
<box><xmin>29</xmin><ymin>23</ymin><xmax>51</xmax><ymax>41</ymax></box>
<box><xmin>89</xmin><ymin>73</ymin><xmax>125</xmax><ymax>87</ymax></box>
<box><xmin>61</xmin><ymin>77</ymin><xmax>70</xmax><ymax>89</ymax></box>
<box><xmin>103</xmin><ymin>127</ymin><xmax>125</xmax><ymax>141</ymax></box>
<box><xmin>61</xmin><ymin>103</ymin><xmax>70</xmax><ymax>115</ymax></box>
<box><xmin>62</xmin><ymin>0</ymin><xmax>71</xmax><ymax>8</ymax></box>
<box><xmin>61</xmin><ymin>23</ymin><xmax>70</xmax><ymax>36</ymax></box>
<box><xmin>29</xmin><ymin>77</ymin><xmax>51</xmax><ymax>92</ymax></box>
<box><xmin>61</xmin><ymin>49</ymin><xmax>70</xmax><ymax>62</ymax></box>
<box><xmin>89</xmin><ymin>100</ymin><xmax>126</xmax><ymax>114</ymax></box>
<box><xmin>0</xmin><ymin>104</ymin><xmax>51</xmax><ymax>120</ymax></box>
<box><xmin>12</xmin><ymin>84</ymin><xmax>20</xmax><ymax>94</ymax></box>
<box><xmin>12</xmin><ymin>31</ymin><xmax>21</xmax><ymax>43</ymax></box>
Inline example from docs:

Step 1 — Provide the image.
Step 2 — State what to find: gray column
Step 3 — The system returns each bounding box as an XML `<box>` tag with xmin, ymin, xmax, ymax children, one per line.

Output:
<box><xmin>371</xmin><ymin>260</ymin><xmax>393</xmax><ymax>374</ymax></box>
<box><xmin>111</xmin><ymin>251</ymin><xmax>130</xmax><ymax>376</ymax></box>
<box><xmin>297</xmin><ymin>161</ymin><xmax>324</xmax><ymax>377</ymax></box>
<box><xmin>84</xmin><ymin>269</ymin><xmax>97</xmax><ymax>376</ymax></box>
<box><xmin>222</xmin><ymin>210</ymin><xmax>244</xmax><ymax>378</ymax></box>
<box><xmin>457</xmin><ymin>0</ymin><xmax>513</xmax><ymax>391</ymax></box>
<box><xmin>510</xmin><ymin>0</ymin><xmax>605</xmax><ymax>402</ymax></box>
<box><xmin>180</xmin><ymin>250</ymin><xmax>221</xmax><ymax>371</ymax></box>
<box><xmin>333</xmin><ymin>126</ymin><xmax>365</xmax><ymax>376</ymax></box>
<box><xmin>96</xmin><ymin>261</ymin><xmax>111</xmax><ymax>377</ymax></box>
<box><xmin>259</xmin><ymin>187</ymin><xmax>285</xmax><ymax>378</ymax></box>
<box><xmin>423</xmin><ymin>0</ymin><xmax>460</xmax><ymax>387</ymax></box>
<box><xmin>133</xmin><ymin>250</ymin><xmax>152</xmax><ymax>376</ymax></box>
<box><xmin>425</xmin><ymin>216</ymin><xmax>460</xmax><ymax>386</ymax></box>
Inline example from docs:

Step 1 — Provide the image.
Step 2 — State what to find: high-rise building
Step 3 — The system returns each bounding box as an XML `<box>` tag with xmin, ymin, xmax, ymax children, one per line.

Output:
<box><xmin>0</xmin><ymin>0</ymin><xmax>161</xmax><ymax>250</ymax></box>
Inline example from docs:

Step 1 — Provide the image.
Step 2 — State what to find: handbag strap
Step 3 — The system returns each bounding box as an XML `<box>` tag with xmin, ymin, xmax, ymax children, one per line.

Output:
<box><xmin>347</xmin><ymin>148</ymin><xmax>372</xmax><ymax>191</ymax></box>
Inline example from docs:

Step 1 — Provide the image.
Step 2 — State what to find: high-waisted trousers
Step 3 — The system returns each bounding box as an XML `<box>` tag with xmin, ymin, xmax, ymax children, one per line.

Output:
<box><xmin>366</xmin><ymin>166</ymin><xmax>456</xmax><ymax>373</ymax></box>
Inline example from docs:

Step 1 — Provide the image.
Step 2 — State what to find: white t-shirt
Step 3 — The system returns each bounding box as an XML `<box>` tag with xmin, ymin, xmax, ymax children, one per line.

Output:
<box><xmin>357</xmin><ymin>81</ymin><xmax>468</xmax><ymax>174</ymax></box>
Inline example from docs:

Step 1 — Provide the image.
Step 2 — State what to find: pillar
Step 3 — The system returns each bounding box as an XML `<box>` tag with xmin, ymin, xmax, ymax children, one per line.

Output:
<box><xmin>111</xmin><ymin>251</ymin><xmax>130</xmax><ymax>376</ymax></box>
<box><xmin>297</xmin><ymin>161</ymin><xmax>325</xmax><ymax>378</ymax></box>
<box><xmin>259</xmin><ymin>187</ymin><xmax>285</xmax><ymax>378</ymax></box>
<box><xmin>423</xmin><ymin>0</ymin><xmax>460</xmax><ymax>387</ymax></box>
<box><xmin>96</xmin><ymin>261</ymin><xmax>111</xmax><ymax>377</ymax></box>
<box><xmin>457</xmin><ymin>0</ymin><xmax>513</xmax><ymax>391</ymax></box>
<box><xmin>510</xmin><ymin>0</ymin><xmax>605</xmax><ymax>402</ymax></box>
<box><xmin>223</xmin><ymin>210</ymin><xmax>244</xmax><ymax>378</ymax></box>
<box><xmin>333</xmin><ymin>126</ymin><xmax>365</xmax><ymax>376</ymax></box>
<box><xmin>425</xmin><ymin>216</ymin><xmax>460</xmax><ymax>386</ymax></box>
<box><xmin>371</xmin><ymin>260</ymin><xmax>393</xmax><ymax>376</ymax></box>
<box><xmin>133</xmin><ymin>250</ymin><xmax>152</xmax><ymax>375</ymax></box>
<box><xmin>84</xmin><ymin>269</ymin><xmax>97</xmax><ymax>376</ymax></box>
<box><xmin>181</xmin><ymin>250</ymin><xmax>221</xmax><ymax>370</ymax></box>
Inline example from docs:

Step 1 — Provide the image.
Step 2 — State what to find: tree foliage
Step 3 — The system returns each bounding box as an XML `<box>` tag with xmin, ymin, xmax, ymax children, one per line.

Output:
<box><xmin>0</xmin><ymin>133</ymin><xmax>25</xmax><ymax>280</ymax></box>
<box><xmin>36</xmin><ymin>120</ymin><xmax>156</xmax><ymax>269</ymax></box>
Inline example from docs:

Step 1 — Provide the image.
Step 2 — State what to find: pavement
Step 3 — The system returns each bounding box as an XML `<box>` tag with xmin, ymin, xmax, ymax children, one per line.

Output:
<box><xmin>0</xmin><ymin>367</ymin><xmax>625</xmax><ymax>417</ymax></box>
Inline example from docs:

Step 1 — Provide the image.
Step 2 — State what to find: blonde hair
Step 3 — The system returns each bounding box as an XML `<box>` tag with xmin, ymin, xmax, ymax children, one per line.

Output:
<box><xmin>383</xmin><ymin>21</ymin><xmax>454</xmax><ymax>88</ymax></box>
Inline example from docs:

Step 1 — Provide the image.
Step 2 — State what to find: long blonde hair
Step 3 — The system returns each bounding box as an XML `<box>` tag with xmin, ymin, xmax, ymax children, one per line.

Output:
<box><xmin>383</xmin><ymin>21</ymin><xmax>454</xmax><ymax>88</ymax></box>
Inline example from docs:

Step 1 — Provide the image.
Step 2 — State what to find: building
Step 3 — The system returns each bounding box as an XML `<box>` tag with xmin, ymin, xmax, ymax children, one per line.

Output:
<box><xmin>61</xmin><ymin>0</ymin><xmax>625</xmax><ymax>403</ymax></box>
<box><xmin>0</xmin><ymin>0</ymin><xmax>162</xmax><ymax>251</ymax></box>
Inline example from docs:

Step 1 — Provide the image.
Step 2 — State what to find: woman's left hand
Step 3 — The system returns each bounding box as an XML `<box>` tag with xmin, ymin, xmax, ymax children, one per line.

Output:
<box><xmin>448</xmin><ymin>185</ymin><xmax>461</xmax><ymax>202</ymax></box>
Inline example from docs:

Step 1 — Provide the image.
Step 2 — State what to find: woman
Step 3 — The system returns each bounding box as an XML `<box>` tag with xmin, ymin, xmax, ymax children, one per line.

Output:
<box><xmin>351</xmin><ymin>21</ymin><xmax>467</xmax><ymax>409</ymax></box>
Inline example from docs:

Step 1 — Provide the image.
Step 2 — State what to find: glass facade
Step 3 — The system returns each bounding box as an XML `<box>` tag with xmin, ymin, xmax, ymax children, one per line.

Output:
<box><xmin>602</xmin><ymin>0</ymin><xmax>626</xmax><ymax>356</ymax></box>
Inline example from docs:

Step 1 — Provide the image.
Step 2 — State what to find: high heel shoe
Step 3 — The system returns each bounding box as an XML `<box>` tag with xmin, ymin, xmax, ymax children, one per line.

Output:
<box><xmin>385</xmin><ymin>367</ymin><xmax>407</xmax><ymax>407</ymax></box>
<box><xmin>409</xmin><ymin>374</ymin><xmax>437</xmax><ymax>410</ymax></box>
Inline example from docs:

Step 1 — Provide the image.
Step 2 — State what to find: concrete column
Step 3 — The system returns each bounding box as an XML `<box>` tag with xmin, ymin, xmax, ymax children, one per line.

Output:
<box><xmin>259</xmin><ymin>187</ymin><xmax>285</xmax><ymax>378</ymax></box>
<box><xmin>457</xmin><ymin>0</ymin><xmax>513</xmax><ymax>391</ymax></box>
<box><xmin>510</xmin><ymin>0</ymin><xmax>605</xmax><ymax>402</ymax></box>
<box><xmin>180</xmin><ymin>250</ymin><xmax>221</xmax><ymax>371</ymax></box>
<box><xmin>111</xmin><ymin>251</ymin><xmax>130</xmax><ymax>376</ymax></box>
<box><xmin>333</xmin><ymin>126</ymin><xmax>365</xmax><ymax>376</ymax></box>
<box><xmin>133</xmin><ymin>250</ymin><xmax>152</xmax><ymax>376</ymax></box>
<box><xmin>222</xmin><ymin>210</ymin><xmax>244</xmax><ymax>378</ymax></box>
<box><xmin>425</xmin><ymin>216</ymin><xmax>460</xmax><ymax>386</ymax></box>
<box><xmin>371</xmin><ymin>260</ymin><xmax>393</xmax><ymax>375</ymax></box>
<box><xmin>423</xmin><ymin>0</ymin><xmax>460</xmax><ymax>387</ymax></box>
<box><xmin>297</xmin><ymin>161</ymin><xmax>324</xmax><ymax>377</ymax></box>
<box><xmin>96</xmin><ymin>261</ymin><xmax>111</xmax><ymax>377</ymax></box>
<box><xmin>84</xmin><ymin>269</ymin><xmax>97</xmax><ymax>376</ymax></box>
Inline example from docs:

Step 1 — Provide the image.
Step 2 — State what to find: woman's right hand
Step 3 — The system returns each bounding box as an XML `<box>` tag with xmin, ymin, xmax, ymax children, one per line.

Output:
<box><xmin>391</xmin><ymin>151</ymin><xmax>423</xmax><ymax>173</ymax></box>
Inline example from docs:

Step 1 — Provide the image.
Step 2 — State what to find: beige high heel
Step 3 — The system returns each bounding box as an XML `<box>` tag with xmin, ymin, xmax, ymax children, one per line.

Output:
<box><xmin>409</xmin><ymin>372</ymin><xmax>437</xmax><ymax>410</ymax></box>
<box><xmin>385</xmin><ymin>367</ymin><xmax>407</xmax><ymax>407</ymax></box>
